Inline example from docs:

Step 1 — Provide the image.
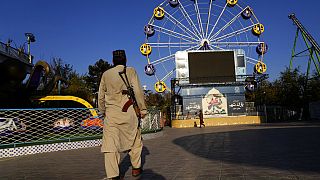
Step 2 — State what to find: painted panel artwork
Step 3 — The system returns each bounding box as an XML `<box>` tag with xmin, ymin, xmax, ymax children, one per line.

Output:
<box><xmin>202</xmin><ymin>88</ymin><xmax>228</xmax><ymax>118</ymax></box>
<box><xmin>227</xmin><ymin>95</ymin><xmax>246</xmax><ymax>116</ymax></box>
<box><xmin>183</xmin><ymin>97</ymin><xmax>202</xmax><ymax>115</ymax></box>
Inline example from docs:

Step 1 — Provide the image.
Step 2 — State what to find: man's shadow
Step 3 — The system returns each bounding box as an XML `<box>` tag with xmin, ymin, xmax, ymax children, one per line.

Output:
<box><xmin>119</xmin><ymin>146</ymin><xmax>165</xmax><ymax>179</ymax></box>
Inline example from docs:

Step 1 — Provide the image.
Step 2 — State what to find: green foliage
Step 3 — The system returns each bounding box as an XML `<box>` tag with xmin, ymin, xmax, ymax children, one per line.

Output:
<box><xmin>306</xmin><ymin>72</ymin><xmax>320</xmax><ymax>102</ymax></box>
<box><xmin>246</xmin><ymin>80</ymin><xmax>280</xmax><ymax>106</ymax></box>
<box><xmin>248</xmin><ymin>67</ymin><xmax>320</xmax><ymax>112</ymax></box>
<box><xmin>61</xmin><ymin>72</ymin><xmax>93</xmax><ymax>105</ymax></box>
<box><xmin>84</xmin><ymin>59</ymin><xmax>113</xmax><ymax>94</ymax></box>
<box><xmin>145</xmin><ymin>91</ymin><xmax>171</xmax><ymax>112</ymax></box>
<box><xmin>276</xmin><ymin>68</ymin><xmax>305</xmax><ymax>109</ymax></box>
<box><xmin>47</xmin><ymin>58</ymin><xmax>93</xmax><ymax>107</ymax></box>
<box><xmin>50</xmin><ymin>57</ymin><xmax>74</xmax><ymax>81</ymax></box>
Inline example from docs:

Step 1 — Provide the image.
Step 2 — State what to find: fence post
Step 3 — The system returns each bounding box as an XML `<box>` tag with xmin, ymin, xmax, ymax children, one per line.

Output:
<box><xmin>264</xmin><ymin>104</ymin><xmax>267</xmax><ymax>123</ymax></box>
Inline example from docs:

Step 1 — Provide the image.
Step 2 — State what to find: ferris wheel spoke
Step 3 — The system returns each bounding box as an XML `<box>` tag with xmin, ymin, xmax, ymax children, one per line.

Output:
<box><xmin>194</xmin><ymin>0</ymin><xmax>205</xmax><ymax>38</ymax></box>
<box><xmin>162</xmin><ymin>10</ymin><xmax>202</xmax><ymax>40</ymax></box>
<box><xmin>152</xmin><ymin>54</ymin><xmax>175</xmax><ymax>65</ymax></box>
<box><xmin>155</xmin><ymin>30</ymin><xmax>194</xmax><ymax>44</ymax></box>
<box><xmin>209</xmin><ymin>44</ymin><xmax>226</xmax><ymax>50</ymax></box>
<box><xmin>209</xmin><ymin>7</ymin><xmax>246</xmax><ymax>41</ymax></box>
<box><xmin>252</xmin><ymin>13</ymin><xmax>262</xmax><ymax>28</ymax></box>
<box><xmin>147</xmin><ymin>42</ymin><xmax>198</xmax><ymax>48</ymax></box>
<box><xmin>147</xmin><ymin>42</ymin><xmax>198</xmax><ymax>45</ymax></box>
<box><xmin>160</xmin><ymin>60</ymin><xmax>169</xmax><ymax>74</ymax></box>
<box><xmin>148</xmin><ymin>45</ymin><xmax>197</xmax><ymax>48</ymax></box>
<box><xmin>161</xmin><ymin>69</ymin><xmax>175</xmax><ymax>82</ymax></box>
<box><xmin>178</xmin><ymin>2</ymin><xmax>203</xmax><ymax>39</ymax></box>
<box><xmin>152</xmin><ymin>24</ymin><xmax>198</xmax><ymax>42</ymax></box>
<box><xmin>235</xmin><ymin>3</ymin><xmax>244</xmax><ymax>10</ymax></box>
<box><xmin>246</xmin><ymin>56</ymin><xmax>260</xmax><ymax>64</ymax></box>
<box><xmin>211</xmin><ymin>24</ymin><xmax>256</xmax><ymax>42</ymax></box>
<box><xmin>207</xmin><ymin>3</ymin><xmax>227</xmax><ymax>39</ymax></box>
<box><xmin>152</xmin><ymin>44</ymin><xmax>201</xmax><ymax>65</ymax></box>
<box><xmin>247</xmin><ymin>61</ymin><xmax>257</xmax><ymax>65</ymax></box>
<box><xmin>152</xmin><ymin>29</ymin><xmax>196</xmax><ymax>44</ymax></box>
<box><xmin>153</xmin><ymin>73</ymin><xmax>160</xmax><ymax>82</ymax></box>
<box><xmin>205</xmin><ymin>0</ymin><xmax>214</xmax><ymax>37</ymax></box>
<box><xmin>211</xmin><ymin>41</ymin><xmax>263</xmax><ymax>47</ymax></box>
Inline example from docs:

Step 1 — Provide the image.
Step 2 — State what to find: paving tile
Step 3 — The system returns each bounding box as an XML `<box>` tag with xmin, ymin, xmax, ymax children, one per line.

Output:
<box><xmin>1</xmin><ymin>124</ymin><xmax>320</xmax><ymax>179</ymax></box>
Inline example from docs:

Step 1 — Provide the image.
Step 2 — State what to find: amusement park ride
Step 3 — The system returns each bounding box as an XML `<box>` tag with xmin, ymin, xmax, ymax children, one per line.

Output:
<box><xmin>1</xmin><ymin>0</ymin><xmax>320</xmax><ymax>158</ymax></box>
<box><xmin>1</xmin><ymin>0</ymin><xmax>271</xmax><ymax>114</ymax></box>
<box><xmin>0</xmin><ymin>33</ymin><xmax>54</xmax><ymax>106</ymax></box>
<box><xmin>0</xmin><ymin>0</ymin><xmax>269</xmax><ymax>112</ymax></box>
<box><xmin>289</xmin><ymin>14</ymin><xmax>320</xmax><ymax>78</ymax></box>
<box><xmin>0</xmin><ymin>35</ymin><xmax>101</xmax><ymax>152</ymax></box>
<box><xmin>0</xmin><ymin>33</ymin><xmax>96</xmax><ymax>110</ymax></box>
<box><xmin>140</xmin><ymin>0</ymin><xmax>268</xmax><ymax>118</ymax></box>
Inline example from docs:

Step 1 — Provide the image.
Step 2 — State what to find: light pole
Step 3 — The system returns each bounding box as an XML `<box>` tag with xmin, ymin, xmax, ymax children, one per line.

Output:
<box><xmin>263</xmin><ymin>91</ymin><xmax>267</xmax><ymax>123</ymax></box>
<box><xmin>299</xmin><ymin>95</ymin><xmax>303</xmax><ymax>121</ymax></box>
<box><xmin>24</xmin><ymin>33</ymin><xmax>36</xmax><ymax>63</ymax></box>
<box><xmin>93</xmin><ymin>92</ymin><xmax>98</xmax><ymax>108</ymax></box>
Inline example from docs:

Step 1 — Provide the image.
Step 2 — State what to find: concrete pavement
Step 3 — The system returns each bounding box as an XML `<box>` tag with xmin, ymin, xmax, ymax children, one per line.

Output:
<box><xmin>1</xmin><ymin>123</ymin><xmax>320</xmax><ymax>179</ymax></box>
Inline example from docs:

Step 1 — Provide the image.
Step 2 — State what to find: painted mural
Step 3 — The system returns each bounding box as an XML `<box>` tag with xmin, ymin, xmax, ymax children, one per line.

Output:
<box><xmin>202</xmin><ymin>88</ymin><xmax>228</xmax><ymax>117</ymax></box>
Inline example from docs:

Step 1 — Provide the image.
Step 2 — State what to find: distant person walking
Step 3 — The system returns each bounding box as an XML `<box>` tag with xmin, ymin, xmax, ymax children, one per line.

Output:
<box><xmin>199</xmin><ymin>110</ymin><xmax>205</xmax><ymax>128</ymax></box>
<box><xmin>98</xmin><ymin>50</ymin><xmax>147</xmax><ymax>180</ymax></box>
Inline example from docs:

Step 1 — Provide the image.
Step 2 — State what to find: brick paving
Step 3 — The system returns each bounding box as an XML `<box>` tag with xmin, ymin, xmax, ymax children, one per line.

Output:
<box><xmin>1</xmin><ymin>123</ymin><xmax>320</xmax><ymax>180</ymax></box>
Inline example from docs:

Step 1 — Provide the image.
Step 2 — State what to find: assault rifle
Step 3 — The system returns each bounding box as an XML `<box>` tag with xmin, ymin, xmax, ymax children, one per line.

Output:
<box><xmin>118</xmin><ymin>66</ymin><xmax>141</xmax><ymax>127</ymax></box>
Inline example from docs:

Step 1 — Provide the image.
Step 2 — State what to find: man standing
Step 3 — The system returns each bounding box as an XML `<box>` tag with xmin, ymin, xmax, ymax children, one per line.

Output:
<box><xmin>199</xmin><ymin>109</ymin><xmax>205</xmax><ymax>128</ymax></box>
<box><xmin>98</xmin><ymin>50</ymin><xmax>147</xmax><ymax>180</ymax></box>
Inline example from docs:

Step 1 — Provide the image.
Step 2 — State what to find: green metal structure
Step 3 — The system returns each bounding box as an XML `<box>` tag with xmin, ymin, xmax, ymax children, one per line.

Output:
<box><xmin>289</xmin><ymin>14</ymin><xmax>320</xmax><ymax>78</ymax></box>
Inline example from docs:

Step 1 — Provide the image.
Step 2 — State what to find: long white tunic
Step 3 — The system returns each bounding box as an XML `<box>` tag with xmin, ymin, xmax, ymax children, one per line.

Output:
<box><xmin>98</xmin><ymin>65</ymin><xmax>146</xmax><ymax>152</ymax></box>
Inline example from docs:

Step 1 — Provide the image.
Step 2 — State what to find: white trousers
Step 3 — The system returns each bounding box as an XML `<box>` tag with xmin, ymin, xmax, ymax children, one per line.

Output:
<box><xmin>104</xmin><ymin>131</ymin><xmax>142</xmax><ymax>178</ymax></box>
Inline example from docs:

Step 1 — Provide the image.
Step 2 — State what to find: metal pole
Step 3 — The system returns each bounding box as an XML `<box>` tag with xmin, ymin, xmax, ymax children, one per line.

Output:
<box><xmin>290</xmin><ymin>28</ymin><xmax>299</xmax><ymax>70</ymax></box>
<box><xmin>27</xmin><ymin>40</ymin><xmax>32</xmax><ymax>63</ymax></box>
<box><xmin>58</xmin><ymin>80</ymin><xmax>61</xmax><ymax>95</ymax></box>
<box><xmin>289</xmin><ymin>14</ymin><xmax>320</xmax><ymax>76</ymax></box>
<box><xmin>171</xmin><ymin>79</ymin><xmax>176</xmax><ymax>121</ymax></box>
<box><xmin>264</xmin><ymin>91</ymin><xmax>267</xmax><ymax>123</ymax></box>
<box><xmin>301</xmin><ymin>33</ymin><xmax>320</xmax><ymax>76</ymax></box>
<box><xmin>314</xmin><ymin>48</ymin><xmax>320</xmax><ymax>67</ymax></box>
<box><xmin>289</xmin><ymin>14</ymin><xmax>320</xmax><ymax>54</ymax></box>
<box><xmin>306</xmin><ymin>54</ymin><xmax>312</xmax><ymax>80</ymax></box>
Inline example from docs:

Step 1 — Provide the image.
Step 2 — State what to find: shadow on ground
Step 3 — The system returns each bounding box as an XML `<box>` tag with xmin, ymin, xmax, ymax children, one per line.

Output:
<box><xmin>173</xmin><ymin>126</ymin><xmax>320</xmax><ymax>172</ymax></box>
<box><xmin>119</xmin><ymin>146</ymin><xmax>165</xmax><ymax>179</ymax></box>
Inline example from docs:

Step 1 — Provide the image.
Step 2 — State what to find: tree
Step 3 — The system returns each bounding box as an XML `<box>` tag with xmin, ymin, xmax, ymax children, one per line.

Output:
<box><xmin>51</xmin><ymin>57</ymin><xmax>74</xmax><ymax>82</ymax></box>
<box><xmin>47</xmin><ymin>58</ymin><xmax>76</xmax><ymax>95</ymax></box>
<box><xmin>277</xmin><ymin>68</ymin><xmax>305</xmax><ymax>109</ymax></box>
<box><xmin>248</xmin><ymin>68</ymin><xmax>306</xmax><ymax>108</ymax></box>
<box><xmin>85</xmin><ymin>59</ymin><xmax>113</xmax><ymax>94</ymax></box>
<box><xmin>306</xmin><ymin>72</ymin><xmax>320</xmax><ymax>102</ymax></box>
<box><xmin>246</xmin><ymin>79</ymin><xmax>280</xmax><ymax>106</ymax></box>
<box><xmin>62</xmin><ymin>72</ymin><xmax>93</xmax><ymax>105</ymax></box>
<box><xmin>145</xmin><ymin>91</ymin><xmax>171</xmax><ymax>112</ymax></box>
<box><xmin>37</xmin><ymin>58</ymin><xmax>93</xmax><ymax>107</ymax></box>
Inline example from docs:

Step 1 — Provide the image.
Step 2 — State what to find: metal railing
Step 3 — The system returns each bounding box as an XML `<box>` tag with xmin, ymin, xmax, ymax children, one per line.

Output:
<box><xmin>0</xmin><ymin>41</ymin><xmax>30</xmax><ymax>63</ymax></box>
<box><xmin>0</xmin><ymin>108</ymin><xmax>162</xmax><ymax>149</ymax></box>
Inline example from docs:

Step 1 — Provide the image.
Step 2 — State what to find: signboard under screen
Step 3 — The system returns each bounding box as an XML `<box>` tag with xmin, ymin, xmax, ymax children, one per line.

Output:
<box><xmin>188</xmin><ymin>51</ymin><xmax>236</xmax><ymax>83</ymax></box>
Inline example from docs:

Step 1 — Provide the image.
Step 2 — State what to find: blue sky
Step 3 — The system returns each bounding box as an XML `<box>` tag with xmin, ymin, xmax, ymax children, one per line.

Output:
<box><xmin>1</xmin><ymin>0</ymin><xmax>320</xmax><ymax>90</ymax></box>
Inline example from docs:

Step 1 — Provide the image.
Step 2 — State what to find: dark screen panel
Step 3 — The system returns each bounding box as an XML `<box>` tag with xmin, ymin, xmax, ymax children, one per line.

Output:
<box><xmin>237</xmin><ymin>55</ymin><xmax>245</xmax><ymax>67</ymax></box>
<box><xmin>188</xmin><ymin>51</ymin><xmax>235</xmax><ymax>83</ymax></box>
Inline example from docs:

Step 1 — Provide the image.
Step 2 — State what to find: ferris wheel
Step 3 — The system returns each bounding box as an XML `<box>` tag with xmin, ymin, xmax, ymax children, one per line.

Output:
<box><xmin>141</xmin><ymin>0</ymin><xmax>268</xmax><ymax>93</ymax></box>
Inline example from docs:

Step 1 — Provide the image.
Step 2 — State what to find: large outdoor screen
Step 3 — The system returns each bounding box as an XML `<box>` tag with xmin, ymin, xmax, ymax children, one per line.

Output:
<box><xmin>188</xmin><ymin>51</ymin><xmax>236</xmax><ymax>83</ymax></box>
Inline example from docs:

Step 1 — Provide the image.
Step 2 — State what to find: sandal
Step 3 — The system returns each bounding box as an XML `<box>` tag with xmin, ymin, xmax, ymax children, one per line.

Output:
<box><xmin>132</xmin><ymin>167</ymin><xmax>143</xmax><ymax>177</ymax></box>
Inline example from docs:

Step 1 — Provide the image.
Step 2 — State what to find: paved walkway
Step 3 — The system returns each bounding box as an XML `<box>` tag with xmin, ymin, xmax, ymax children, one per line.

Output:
<box><xmin>1</xmin><ymin>123</ymin><xmax>320</xmax><ymax>180</ymax></box>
